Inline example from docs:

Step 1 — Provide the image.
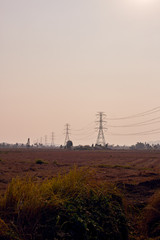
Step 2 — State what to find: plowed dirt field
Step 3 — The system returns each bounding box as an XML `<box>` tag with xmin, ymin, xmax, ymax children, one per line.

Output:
<box><xmin>0</xmin><ymin>148</ymin><xmax>160</xmax><ymax>205</ymax></box>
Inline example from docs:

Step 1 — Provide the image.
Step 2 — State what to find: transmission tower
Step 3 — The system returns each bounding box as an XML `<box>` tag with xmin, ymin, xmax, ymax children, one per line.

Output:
<box><xmin>96</xmin><ymin>112</ymin><xmax>107</xmax><ymax>146</ymax></box>
<box><xmin>45</xmin><ymin>135</ymin><xmax>47</xmax><ymax>146</ymax></box>
<box><xmin>26</xmin><ymin>138</ymin><xmax>30</xmax><ymax>147</ymax></box>
<box><xmin>51</xmin><ymin>132</ymin><xmax>54</xmax><ymax>146</ymax></box>
<box><xmin>64</xmin><ymin>123</ymin><xmax>70</xmax><ymax>146</ymax></box>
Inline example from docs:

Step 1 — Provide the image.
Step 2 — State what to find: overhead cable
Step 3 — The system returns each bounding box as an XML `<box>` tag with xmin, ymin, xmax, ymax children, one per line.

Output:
<box><xmin>108</xmin><ymin>116</ymin><xmax>160</xmax><ymax>128</ymax></box>
<box><xmin>108</xmin><ymin>127</ymin><xmax>160</xmax><ymax>136</ymax></box>
<box><xmin>107</xmin><ymin>106</ymin><xmax>160</xmax><ymax>120</ymax></box>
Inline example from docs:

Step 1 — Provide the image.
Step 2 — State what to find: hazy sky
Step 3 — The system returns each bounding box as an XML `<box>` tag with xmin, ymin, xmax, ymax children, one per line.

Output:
<box><xmin>1</xmin><ymin>0</ymin><xmax>160</xmax><ymax>146</ymax></box>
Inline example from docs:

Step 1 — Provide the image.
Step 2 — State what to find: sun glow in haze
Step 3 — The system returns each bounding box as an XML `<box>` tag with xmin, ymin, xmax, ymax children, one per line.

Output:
<box><xmin>126</xmin><ymin>0</ymin><xmax>159</xmax><ymax>13</ymax></box>
<box><xmin>130</xmin><ymin>0</ymin><xmax>156</xmax><ymax>5</ymax></box>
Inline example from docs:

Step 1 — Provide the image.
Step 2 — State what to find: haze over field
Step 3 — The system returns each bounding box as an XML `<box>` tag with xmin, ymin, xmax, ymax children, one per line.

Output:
<box><xmin>1</xmin><ymin>0</ymin><xmax>160</xmax><ymax>146</ymax></box>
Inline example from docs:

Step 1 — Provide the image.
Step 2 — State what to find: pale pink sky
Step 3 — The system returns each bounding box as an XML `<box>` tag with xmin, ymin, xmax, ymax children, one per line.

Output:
<box><xmin>1</xmin><ymin>0</ymin><xmax>160</xmax><ymax>146</ymax></box>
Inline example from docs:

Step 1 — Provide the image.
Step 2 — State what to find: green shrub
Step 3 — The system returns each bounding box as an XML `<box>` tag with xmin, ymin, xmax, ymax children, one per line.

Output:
<box><xmin>35</xmin><ymin>159</ymin><xmax>47</xmax><ymax>164</ymax></box>
<box><xmin>0</xmin><ymin>168</ymin><xmax>128</xmax><ymax>240</ymax></box>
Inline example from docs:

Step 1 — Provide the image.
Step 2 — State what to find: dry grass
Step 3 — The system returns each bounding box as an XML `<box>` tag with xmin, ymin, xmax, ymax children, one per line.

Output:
<box><xmin>0</xmin><ymin>167</ymin><xmax>128</xmax><ymax>240</ymax></box>
<box><xmin>143</xmin><ymin>190</ymin><xmax>160</xmax><ymax>239</ymax></box>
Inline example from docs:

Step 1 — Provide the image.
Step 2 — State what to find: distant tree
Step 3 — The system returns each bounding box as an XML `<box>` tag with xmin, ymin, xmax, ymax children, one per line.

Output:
<box><xmin>135</xmin><ymin>142</ymin><xmax>145</xmax><ymax>150</ymax></box>
<box><xmin>145</xmin><ymin>143</ymin><xmax>152</xmax><ymax>150</ymax></box>
<box><xmin>66</xmin><ymin>140</ymin><xmax>73</xmax><ymax>149</ymax></box>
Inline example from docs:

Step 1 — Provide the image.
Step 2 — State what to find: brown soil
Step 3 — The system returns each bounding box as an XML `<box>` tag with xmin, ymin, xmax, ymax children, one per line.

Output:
<box><xmin>0</xmin><ymin>148</ymin><xmax>160</xmax><ymax>239</ymax></box>
<box><xmin>0</xmin><ymin>149</ymin><xmax>160</xmax><ymax>204</ymax></box>
<box><xmin>0</xmin><ymin>148</ymin><xmax>160</xmax><ymax>205</ymax></box>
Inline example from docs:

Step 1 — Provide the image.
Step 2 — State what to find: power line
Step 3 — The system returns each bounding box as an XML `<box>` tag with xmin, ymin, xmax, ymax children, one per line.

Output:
<box><xmin>108</xmin><ymin>127</ymin><xmax>160</xmax><ymax>136</ymax></box>
<box><xmin>108</xmin><ymin>116</ymin><xmax>160</xmax><ymax>128</ymax></box>
<box><xmin>107</xmin><ymin>106</ymin><xmax>160</xmax><ymax>120</ymax></box>
<box><xmin>72</xmin><ymin>128</ymin><xmax>96</xmax><ymax>136</ymax></box>
<box><xmin>33</xmin><ymin>106</ymin><xmax>160</xmax><ymax>146</ymax></box>
<box><xmin>72</xmin><ymin>121</ymin><xmax>95</xmax><ymax>132</ymax></box>
<box><xmin>73</xmin><ymin>132</ymin><xmax>96</xmax><ymax>141</ymax></box>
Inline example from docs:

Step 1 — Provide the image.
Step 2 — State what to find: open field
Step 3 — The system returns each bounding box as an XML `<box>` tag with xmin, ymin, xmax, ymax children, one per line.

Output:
<box><xmin>0</xmin><ymin>148</ymin><xmax>160</xmax><ymax>195</ymax></box>
<box><xmin>0</xmin><ymin>148</ymin><xmax>160</xmax><ymax>239</ymax></box>
<box><xmin>0</xmin><ymin>149</ymin><xmax>160</xmax><ymax>203</ymax></box>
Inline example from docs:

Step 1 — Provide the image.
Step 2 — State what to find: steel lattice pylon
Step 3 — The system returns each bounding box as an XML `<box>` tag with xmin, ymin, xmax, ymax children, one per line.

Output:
<box><xmin>96</xmin><ymin>112</ymin><xmax>106</xmax><ymax>146</ymax></box>
<box><xmin>64</xmin><ymin>123</ymin><xmax>70</xmax><ymax>146</ymax></box>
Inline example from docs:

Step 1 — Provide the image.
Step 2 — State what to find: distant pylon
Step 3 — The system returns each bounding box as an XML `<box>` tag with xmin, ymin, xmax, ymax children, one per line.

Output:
<box><xmin>26</xmin><ymin>138</ymin><xmax>30</xmax><ymax>147</ymax></box>
<box><xmin>64</xmin><ymin>123</ymin><xmax>70</xmax><ymax>146</ymax></box>
<box><xmin>96</xmin><ymin>112</ymin><xmax>107</xmax><ymax>146</ymax></box>
<box><xmin>51</xmin><ymin>132</ymin><xmax>54</xmax><ymax>146</ymax></box>
<box><xmin>45</xmin><ymin>135</ymin><xmax>47</xmax><ymax>146</ymax></box>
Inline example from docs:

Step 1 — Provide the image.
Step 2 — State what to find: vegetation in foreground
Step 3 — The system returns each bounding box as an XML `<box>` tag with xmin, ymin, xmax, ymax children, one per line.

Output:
<box><xmin>143</xmin><ymin>189</ymin><xmax>160</xmax><ymax>239</ymax></box>
<box><xmin>0</xmin><ymin>168</ymin><xmax>128</xmax><ymax>240</ymax></box>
